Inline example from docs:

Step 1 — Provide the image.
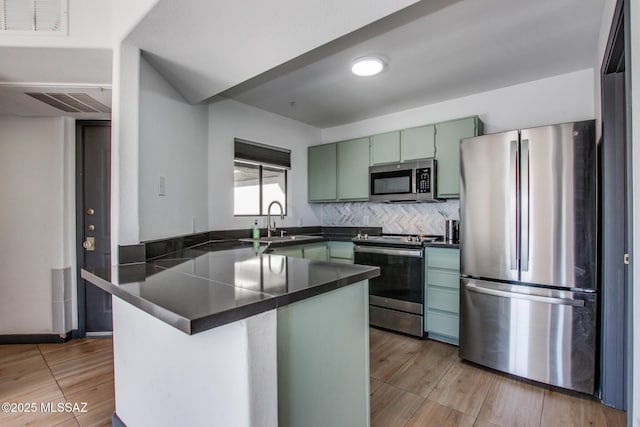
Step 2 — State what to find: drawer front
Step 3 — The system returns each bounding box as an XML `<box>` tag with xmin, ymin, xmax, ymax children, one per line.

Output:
<box><xmin>303</xmin><ymin>244</ymin><xmax>328</xmax><ymax>261</ymax></box>
<box><xmin>427</xmin><ymin>288</ymin><xmax>459</xmax><ymax>313</ymax></box>
<box><xmin>427</xmin><ymin>270</ymin><xmax>459</xmax><ymax>289</ymax></box>
<box><xmin>329</xmin><ymin>257</ymin><xmax>354</xmax><ymax>264</ymax></box>
<box><xmin>426</xmin><ymin>311</ymin><xmax>459</xmax><ymax>339</ymax></box>
<box><xmin>273</xmin><ymin>247</ymin><xmax>304</xmax><ymax>258</ymax></box>
<box><xmin>328</xmin><ymin>242</ymin><xmax>354</xmax><ymax>260</ymax></box>
<box><xmin>427</xmin><ymin>248</ymin><xmax>460</xmax><ymax>270</ymax></box>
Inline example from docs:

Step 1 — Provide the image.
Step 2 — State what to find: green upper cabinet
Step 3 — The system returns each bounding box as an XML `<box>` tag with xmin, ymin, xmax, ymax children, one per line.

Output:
<box><xmin>400</xmin><ymin>124</ymin><xmax>435</xmax><ymax>162</ymax></box>
<box><xmin>308</xmin><ymin>143</ymin><xmax>337</xmax><ymax>202</ymax></box>
<box><xmin>306</xmin><ymin>116</ymin><xmax>482</xmax><ymax>203</ymax></box>
<box><xmin>370</xmin><ymin>131</ymin><xmax>400</xmax><ymax>165</ymax></box>
<box><xmin>337</xmin><ymin>137</ymin><xmax>370</xmax><ymax>201</ymax></box>
<box><xmin>435</xmin><ymin>116</ymin><xmax>482</xmax><ymax>198</ymax></box>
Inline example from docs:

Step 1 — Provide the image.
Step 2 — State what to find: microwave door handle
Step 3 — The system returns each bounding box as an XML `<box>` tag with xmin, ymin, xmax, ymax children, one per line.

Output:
<box><xmin>412</xmin><ymin>168</ymin><xmax>417</xmax><ymax>194</ymax></box>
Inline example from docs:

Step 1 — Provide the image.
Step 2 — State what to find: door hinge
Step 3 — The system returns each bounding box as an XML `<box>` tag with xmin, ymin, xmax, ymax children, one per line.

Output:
<box><xmin>624</xmin><ymin>253</ymin><xmax>630</xmax><ymax>265</ymax></box>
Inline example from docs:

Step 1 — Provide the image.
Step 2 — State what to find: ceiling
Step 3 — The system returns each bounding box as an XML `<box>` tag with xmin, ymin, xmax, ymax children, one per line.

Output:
<box><xmin>0</xmin><ymin>47</ymin><xmax>112</xmax><ymax>118</ymax></box>
<box><xmin>218</xmin><ymin>0</ymin><xmax>606</xmax><ymax>128</ymax></box>
<box><xmin>0</xmin><ymin>0</ymin><xmax>607</xmax><ymax>126</ymax></box>
<box><xmin>127</xmin><ymin>0</ymin><xmax>422</xmax><ymax>105</ymax></box>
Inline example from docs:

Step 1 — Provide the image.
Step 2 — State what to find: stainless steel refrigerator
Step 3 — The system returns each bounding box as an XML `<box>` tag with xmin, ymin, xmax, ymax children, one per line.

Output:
<box><xmin>459</xmin><ymin>120</ymin><xmax>597</xmax><ymax>394</ymax></box>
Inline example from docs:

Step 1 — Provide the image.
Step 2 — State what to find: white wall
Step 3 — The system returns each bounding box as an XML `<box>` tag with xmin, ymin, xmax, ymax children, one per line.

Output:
<box><xmin>208</xmin><ymin>100</ymin><xmax>322</xmax><ymax>230</ymax></box>
<box><xmin>111</xmin><ymin>0</ymin><xmax>159</xmax><ymax>44</ymax></box>
<box><xmin>111</xmin><ymin>43</ymin><xmax>141</xmax><ymax>253</ymax></box>
<box><xmin>0</xmin><ymin>116</ymin><xmax>75</xmax><ymax>334</ymax></box>
<box><xmin>321</xmin><ymin>69</ymin><xmax>595</xmax><ymax>142</ymax></box>
<box><xmin>0</xmin><ymin>0</ymin><xmax>112</xmax><ymax>48</ymax></box>
<box><xmin>138</xmin><ymin>57</ymin><xmax>208</xmax><ymax>241</ymax></box>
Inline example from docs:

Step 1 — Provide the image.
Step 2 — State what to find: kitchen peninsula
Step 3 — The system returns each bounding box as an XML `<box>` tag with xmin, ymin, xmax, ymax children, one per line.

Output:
<box><xmin>82</xmin><ymin>240</ymin><xmax>379</xmax><ymax>427</ymax></box>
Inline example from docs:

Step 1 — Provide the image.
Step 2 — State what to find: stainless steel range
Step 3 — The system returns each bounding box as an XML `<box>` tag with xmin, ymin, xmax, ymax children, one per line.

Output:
<box><xmin>353</xmin><ymin>234</ymin><xmax>437</xmax><ymax>337</ymax></box>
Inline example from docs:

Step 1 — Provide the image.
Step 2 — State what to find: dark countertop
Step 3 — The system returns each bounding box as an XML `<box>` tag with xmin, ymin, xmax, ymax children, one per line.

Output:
<box><xmin>82</xmin><ymin>242</ymin><xmax>379</xmax><ymax>335</ymax></box>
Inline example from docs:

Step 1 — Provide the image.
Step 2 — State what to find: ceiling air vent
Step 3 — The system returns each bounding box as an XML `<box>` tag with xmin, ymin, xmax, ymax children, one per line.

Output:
<box><xmin>1</xmin><ymin>0</ymin><xmax>68</xmax><ymax>34</ymax></box>
<box><xmin>25</xmin><ymin>92</ymin><xmax>111</xmax><ymax>113</ymax></box>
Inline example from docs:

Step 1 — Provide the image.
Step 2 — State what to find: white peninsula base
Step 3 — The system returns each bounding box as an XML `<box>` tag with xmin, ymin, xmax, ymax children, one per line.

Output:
<box><xmin>110</xmin><ymin>280</ymin><xmax>369</xmax><ymax>427</ymax></box>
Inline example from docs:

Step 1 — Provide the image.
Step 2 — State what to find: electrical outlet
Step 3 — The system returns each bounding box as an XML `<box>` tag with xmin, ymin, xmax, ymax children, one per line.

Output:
<box><xmin>363</xmin><ymin>215</ymin><xmax>370</xmax><ymax>225</ymax></box>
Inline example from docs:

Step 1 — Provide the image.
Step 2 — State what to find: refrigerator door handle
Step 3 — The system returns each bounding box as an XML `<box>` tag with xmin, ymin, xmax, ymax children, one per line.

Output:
<box><xmin>466</xmin><ymin>282</ymin><xmax>585</xmax><ymax>307</ymax></box>
<box><xmin>509</xmin><ymin>140</ymin><xmax>519</xmax><ymax>271</ymax></box>
<box><xmin>521</xmin><ymin>139</ymin><xmax>530</xmax><ymax>271</ymax></box>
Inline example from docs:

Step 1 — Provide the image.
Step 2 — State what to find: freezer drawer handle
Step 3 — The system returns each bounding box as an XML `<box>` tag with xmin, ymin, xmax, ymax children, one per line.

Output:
<box><xmin>466</xmin><ymin>283</ymin><xmax>585</xmax><ymax>307</ymax></box>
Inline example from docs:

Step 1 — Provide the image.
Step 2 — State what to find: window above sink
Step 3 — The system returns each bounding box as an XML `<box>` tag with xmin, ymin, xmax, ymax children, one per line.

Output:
<box><xmin>233</xmin><ymin>138</ymin><xmax>290</xmax><ymax>216</ymax></box>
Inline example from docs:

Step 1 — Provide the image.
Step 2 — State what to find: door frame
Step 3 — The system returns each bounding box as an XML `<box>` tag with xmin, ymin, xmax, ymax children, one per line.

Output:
<box><xmin>75</xmin><ymin>120</ymin><xmax>112</xmax><ymax>338</ymax></box>
<box><xmin>599</xmin><ymin>0</ymin><xmax>632</xmax><ymax>413</ymax></box>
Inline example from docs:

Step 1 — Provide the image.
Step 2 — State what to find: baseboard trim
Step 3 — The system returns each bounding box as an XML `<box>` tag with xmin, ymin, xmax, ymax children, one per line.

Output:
<box><xmin>0</xmin><ymin>331</ymin><xmax>76</xmax><ymax>344</ymax></box>
<box><xmin>86</xmin><ymin>331</ymin><xmax>113</xmax><ymax>338</ymax></box>
<box><xmin>112</xmin><ymin>412</ymin><xmax>127</xmax><ymax>427</ymax></box>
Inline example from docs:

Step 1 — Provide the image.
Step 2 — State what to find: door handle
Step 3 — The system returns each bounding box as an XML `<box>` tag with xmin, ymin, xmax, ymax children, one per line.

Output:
<box><xmin>509</xmin><ymin>140</ymin><xmax>519</xmax><ymax>270</ymax></box>
<box><xmin>83</xmin><ymin>237</ymin><xmax>95</xmax><ymax>251</ymax></box>
<box><xmin>466</xmin><ymin>282</ymin><xmax>584</xmax><ymax>307</ymax></box>
<box><xmin>521</xmin><ymin>139</ymin><xmax>530</xmax><ymax>272</ymax></box>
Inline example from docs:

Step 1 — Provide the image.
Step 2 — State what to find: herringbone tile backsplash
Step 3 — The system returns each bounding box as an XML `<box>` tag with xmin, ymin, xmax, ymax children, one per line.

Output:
<box><xmin>320</xmin><ymin>200</ymin><xmax>460</xmax><ymax>236</ymax></box>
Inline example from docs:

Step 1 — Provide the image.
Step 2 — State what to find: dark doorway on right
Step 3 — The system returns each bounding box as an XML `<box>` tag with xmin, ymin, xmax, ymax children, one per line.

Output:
<box><xmin>599</xmin><ymin>0</ymin><xmax>631</xmax><ymax>412</ymax></box>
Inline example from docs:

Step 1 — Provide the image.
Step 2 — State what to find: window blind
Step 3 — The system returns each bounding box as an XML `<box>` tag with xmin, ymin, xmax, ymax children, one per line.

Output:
<box><xmin>234</xmin><ymin>138</ymin><xmax>291</xmax><ymax>169</ymax></box>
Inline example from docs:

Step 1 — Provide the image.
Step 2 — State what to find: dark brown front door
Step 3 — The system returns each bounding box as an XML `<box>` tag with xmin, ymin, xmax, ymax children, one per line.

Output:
<box><xmin>77</xmin><ymin>120</ymin><xmax>112</xmax><ymax>334</ymax></box>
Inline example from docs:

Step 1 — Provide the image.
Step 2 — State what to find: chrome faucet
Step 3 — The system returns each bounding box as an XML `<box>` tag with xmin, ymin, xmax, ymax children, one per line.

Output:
<box><xmin>267</xmin><ymin>201</ymin><xmax>284</xmax><ymax>237</ymax></box>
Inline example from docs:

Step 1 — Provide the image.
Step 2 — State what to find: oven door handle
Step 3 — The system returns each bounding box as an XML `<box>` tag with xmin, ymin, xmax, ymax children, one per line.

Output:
<box><xmin>353</xmin><ymin>245</ymin><xmax>423</xmax><ymax>257</ymax></box>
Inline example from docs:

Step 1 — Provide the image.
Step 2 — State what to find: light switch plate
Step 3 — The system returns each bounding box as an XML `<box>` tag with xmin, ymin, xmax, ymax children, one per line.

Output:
<box><xmin>159</xmin><ymin>176</ymin><xmax>166</xmax><ymax>196</ymax></box>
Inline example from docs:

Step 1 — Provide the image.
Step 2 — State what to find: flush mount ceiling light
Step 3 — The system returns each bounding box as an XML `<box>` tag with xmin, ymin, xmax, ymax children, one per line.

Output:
<box><xmin>351</xmin><ymin>56</ymin><xmax>386</xmax><ymax>77</ymax></box>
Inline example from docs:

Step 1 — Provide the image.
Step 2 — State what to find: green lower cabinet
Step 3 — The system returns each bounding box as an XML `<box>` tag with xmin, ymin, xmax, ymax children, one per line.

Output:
<box><xmin>272</xmin><ymin>246</ymin><xmax>304</xmax><ymax>258</ymax></box>
<box><xmin>327</xmin><ymin>241</ymin><xmax>354</xmax><ymax>264</ymax></box>
<box><xmin>269</xmin><ymin>241</ymin><xmax>353</xmax><ymax>264</ymax></box>
<box><xmin>426</xmin><ymin>312</ymin><xmax>459</xmax><ymax>343</ymax></box>
<box><xmin>278</xmin><ymin>281</ymin><xmax>370</xmax><ymax>427</ymax></box>
<box><xmin>424</xmin><ymin>247</ymin><xmax>460</xmax><ymax>345</ymax></box>
<box><xmin>303</xmin><ymin>243</ymin><xmax>328</xmax><ymax>261</ymax></box>
<box><xmin>427</xmin><ymin>288</ymin><xmax>459</xmax><ymax>313</ymax></box>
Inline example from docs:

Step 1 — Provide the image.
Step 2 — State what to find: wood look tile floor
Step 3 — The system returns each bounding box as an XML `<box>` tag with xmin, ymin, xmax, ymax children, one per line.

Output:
<box><xmin>0</xmin><ymin>330</ymin><xmax>628</xmax><ymax>427</ymax></box>
<box><xmin>0</xmin><ymin>338</ymin><xmax>114</xmax><ymax>427</ymax></box>
<box><xmin>370</xmin><ymin>327</ymin><xmax>627</xmax><ymax>427</ymax></box>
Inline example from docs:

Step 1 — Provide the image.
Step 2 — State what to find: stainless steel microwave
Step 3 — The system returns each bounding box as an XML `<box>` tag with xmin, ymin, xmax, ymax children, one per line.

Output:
<box><xmin>368</xmin><ymin>159</ymin><xmax>438</xmax><ymax>202</ymax></box>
